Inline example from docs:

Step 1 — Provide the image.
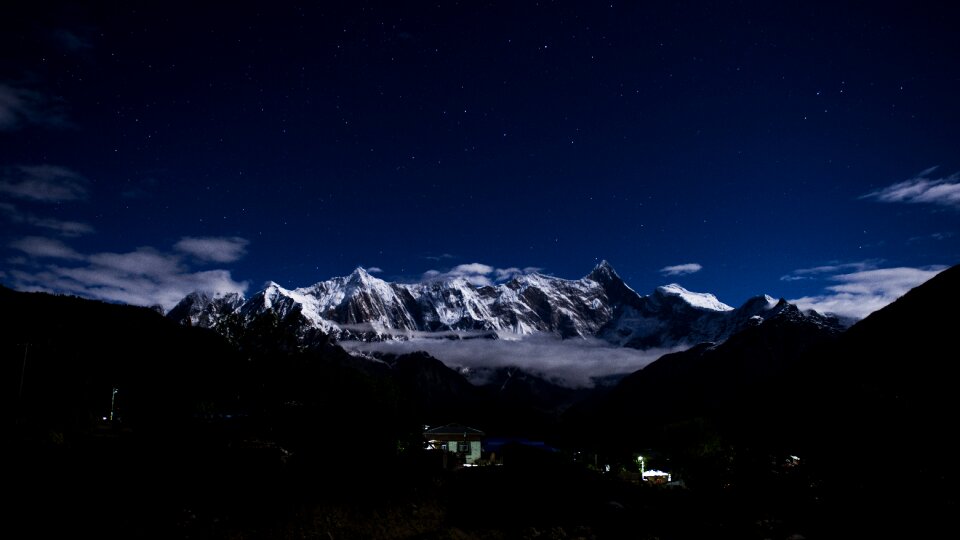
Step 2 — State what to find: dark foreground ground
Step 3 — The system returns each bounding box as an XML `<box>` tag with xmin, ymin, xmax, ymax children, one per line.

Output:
<box><xmin>6</xmin><ymin>279</ymin><xmax>958</xmax><ymax>539</ymax></box>
<box><xmin>11</xmin><ymin>424</ymin><xmax>904</xmax><ymax>540</ymax></box>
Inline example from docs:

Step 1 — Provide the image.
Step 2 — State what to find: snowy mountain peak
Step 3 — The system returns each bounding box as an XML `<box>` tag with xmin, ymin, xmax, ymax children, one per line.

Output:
<box><xmin>594</xmin><ymin>259</ymin><xmax>614</xmax><ymax>271</ymax></box>
<box><xmin>166</xmin><ymin>289</ymin><xmax>245</xmax><ymax>327</ymax></box>
<box><xmin>345</xmin><ymin>267</ymin><xmax>382</xmax><ymax>285</ymax></box>
<box><xmin>168</xmin><ymin>261</ymin><xmax>832</xmax><ymax>351</ymax></box>
<box><xmin>655</xmin><ymin>283</ymin><xmax>734</xmax><ymax>312</ymax></box>
<box><xmin>257</xmin><ymin>281</ymin><xmax>291</xmax><ymax>309</ymax></box>
<box><xmin>263</xmin><ymin>280</ymin><xmax>285</xmax><ymax>292</ymax></box>
<box><xmin>350</xmin><ymin>266</ymin><xmax>372</xmax><ymax>278</ymax></box>
<box><xmin>738</xmin><ymin>294</ymin><xmax>781</xmax><ymax>312</ymax></box>
<box><xmin>588</xmin><ymin>260</ymin><xmax>619</xmax><ymax>280</ymax></box>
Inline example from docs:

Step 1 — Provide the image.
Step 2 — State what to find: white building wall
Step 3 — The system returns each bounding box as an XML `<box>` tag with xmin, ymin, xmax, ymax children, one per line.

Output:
<box><xmin>467</xmin><ymin>440</ymin><xmax>481</xmax><ymax>464</ymax></box>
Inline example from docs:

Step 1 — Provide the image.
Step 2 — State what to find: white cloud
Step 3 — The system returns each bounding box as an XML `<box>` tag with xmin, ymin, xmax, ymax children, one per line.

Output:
<box><xmin>0</xmin><ymin>202</ymin><xmax>93</xmax><ymax>236</ymax></box>
<box><xmin>0</xmin><ymin>83</ymin><xmax>69</xmax><ymax>131</ymax></box>
<box><xmin>424</xmin><ymin>253</ymin><xmax>456</xmax><ymax>261</ymax></box>
<box><xmin>341</xmin><ymin>334</ymin><xmax>684</xmax><ymax>388</ymax></box>
<box><xmin>0</xmin><ymin>165</ymin><xmax>88</xmax><ymax>202</ymax></box>
<box><xmin>366</xmin><ymin>266</ymin><xmax>384</xmax><ymax>273</ymax></box>
<box><xmin>862</xmin><ymin>167</ymin><xmax>960</xmax><ymax>209</ymax></box>
<box><xmin>12</xmin><ymin>265</ymin><xmax>246</xmax><ymax>311</ymax></box>
<box><xmin>449</xmin><ymin>264</ymin><xmax>494</xmax><ymax>286</ymax></box>
<box><xmin>2</xmin><ymin>165</ymin><xmax>248</xmax><ymax>309</ymax></box>
<box><xmin>451</xmin><ymin>262</ymin><xmax>494</xmax><ymax>275</ymax></box>
<box><xmin>790</xmin><ymin>266</ymin><xmax>946</xmax><ymax>320</ymax></box>
<box><xmin>89</xmin><ymin>248</ymin><xmax>184</xmax><ymax>277</ymax></box>
<box><xmin>660</xmin><ymin>263</ymin><xmax>702</xmax><ymax>276</ymax></box>
<box><xmin>28</xmin><ymin>216</ymin><xmax>94</xmax><ymax>236</ymax></box>
<box><xmin>780</xmin><ymin>260</ymin><xmax>881</xmax><ymax>281</ymax></box>
<box><xmin>7</xmin><ymin>239</ymin><xmax>250</xmax><ymax>310</ymax></box>
<box><xmin>495</xmin><ymin>266</ymin><xmax>542</xmax><ymax>281</ymax></box>
<box><xmin>423</xmin><ymin>263</ymin><xmax>495</xmax><ymax>286</ymax></box>
<box><xmin>422</xmin><ymin>262</ymin><xmax>541</xmax><ymax>286</ymax></box>
<box><xmin>174</xmin><ymin>236</ymin><xmax>249</xmax><ymax>263</ymax></box>
<box><xmin>10</xmin><ymin>236</ymin><xmax>83</xmax><ymax>260</ymax></box>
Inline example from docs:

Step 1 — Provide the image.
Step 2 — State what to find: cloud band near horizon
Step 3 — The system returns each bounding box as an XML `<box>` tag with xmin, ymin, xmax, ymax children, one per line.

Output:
<box><xmin>7</xmin><ymin>235</ymin><xmax>250</xmax><ymax>310</ymax></box>
<box><xmin>789</xmin><ymin>264</ymin><xmax>946</xmax><ymax>320</ymax></box>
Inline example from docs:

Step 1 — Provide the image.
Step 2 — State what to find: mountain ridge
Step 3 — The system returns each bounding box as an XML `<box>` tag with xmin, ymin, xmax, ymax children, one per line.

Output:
<box><xmin>168</xmin><ymin>262</ymin><xmax>840</xmax><ymax>350</ymax></box>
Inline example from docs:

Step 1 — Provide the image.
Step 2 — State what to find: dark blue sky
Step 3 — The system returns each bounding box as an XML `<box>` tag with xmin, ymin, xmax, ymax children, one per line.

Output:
<box><xmin>1</xmin><ymin>1</ymin><xmax>957</xmax><ymax>317</ymax></box>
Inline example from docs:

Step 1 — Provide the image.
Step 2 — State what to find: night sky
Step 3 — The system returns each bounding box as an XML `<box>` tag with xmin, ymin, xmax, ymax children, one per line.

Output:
<box><xmin>2</xmin><ymin>1</ymin><xmax>958</xmax><ymax>319</ymax></box>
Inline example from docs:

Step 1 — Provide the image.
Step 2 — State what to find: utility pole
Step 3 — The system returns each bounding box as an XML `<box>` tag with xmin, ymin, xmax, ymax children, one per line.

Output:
<box><xmin>110</xmin><ymin>387</ymin><xmax>118</xmax><ymax>422</ymax></box>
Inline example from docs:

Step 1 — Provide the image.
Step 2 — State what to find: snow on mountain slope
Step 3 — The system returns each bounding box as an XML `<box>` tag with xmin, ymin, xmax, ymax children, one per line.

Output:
<box><xmin>168</xmin><ymin>261</ymin><xmax>833</xmax><ymax>350</ymax></box>
<box><xmin>165</xmin><ymin>290</ymin><xmax>244</xmax><ymax>328</ymax></box>
<box><xmin>656</xmin><ymin>284</ymin><xmax>733</xmax><ymax>311</ymax></box>
<box><xmin>597</xmin><ymin>281</ymin><xmax>787</xmax><ymax>349</ymax></box>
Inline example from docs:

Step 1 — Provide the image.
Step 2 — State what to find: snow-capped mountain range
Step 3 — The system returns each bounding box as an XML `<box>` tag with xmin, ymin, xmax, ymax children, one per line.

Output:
<box><xmin>167</xmin><ymin>261</ymin><xmax>840</xmax><ymax>349</ymax></box>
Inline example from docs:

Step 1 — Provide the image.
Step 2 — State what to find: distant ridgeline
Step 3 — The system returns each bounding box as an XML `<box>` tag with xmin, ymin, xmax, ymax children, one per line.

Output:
<box><xmin>167</xmin><ymin>261</ymin><xmax>843</xmax><ymax>348</ymax></box>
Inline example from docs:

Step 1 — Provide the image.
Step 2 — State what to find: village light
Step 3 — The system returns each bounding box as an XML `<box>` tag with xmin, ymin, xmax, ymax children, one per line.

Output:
<box><xmin>636</xmin><ymin>455</ymin><xmax>645</xmax><ymax>474</ymax></box>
